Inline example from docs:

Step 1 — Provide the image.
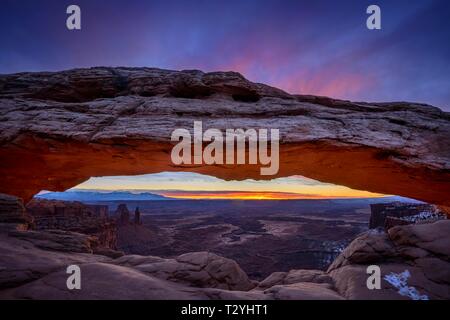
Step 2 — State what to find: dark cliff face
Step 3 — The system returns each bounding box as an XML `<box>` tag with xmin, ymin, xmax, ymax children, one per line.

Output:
<box><xmin>0</xmin><ymin>193</ymin><xmax>33</xmax><ymax>231</ymax></box>
<box><xmin>26</xmin><ymin>198</ymin><xmax>117</xmax><ymax>250</ymax></box>
<box><xmin>114</xmin><ymin>203</ymin><xmax>131</xmax><ymax>226</ymax></box>
<box><xmin>0</xmin><ymin>67</ymin><xmax>449</xmax><ymax>206</ymax></box>
<box><xmin>369</xmin><ymin>202</ymin><xmax>447</xmax><ymax>230</ymax></box>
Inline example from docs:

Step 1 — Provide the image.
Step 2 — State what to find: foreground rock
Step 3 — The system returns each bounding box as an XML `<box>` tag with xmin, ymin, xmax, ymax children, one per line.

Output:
<box><xmin>0</xmin><ymin>232</ymin><xmax>110</xmax><ymax>289</ymax></box>
<box><xmin>1</xmin><ymin>195</ymin><xmax>449</xmax><ymax>300</ymax></box>
<box><xmin>2</xmin><ymin>220</ymin><xmax>449</xmax><ymax>299</ymax></box>
<box><xmin>1</xmin><ymin>67</ymin><xmax>449</xmax><ymax>206</ymax></box>
<box><xmin>113</xmin><ymin>251</ymin><xmax>255</xmax><ymax>291</ymax></box>
<box><xmin>327</xmin><ymin>221</ymin><xmax>450</xmax><ymax>299</ymax></box>
<box><xmin>0</xmin><ymin>195</ymin><xmax>341</xmax><ymax>299</ymax></box>
<box><xmin>257</xmin><ymin>269</ymin><xmax>333</xmax><ymax>290</ymax></box>
<box><xmin>0</xmin><ymin>231</ymin><xmax>339</xmax><ymax>299</ymax></box>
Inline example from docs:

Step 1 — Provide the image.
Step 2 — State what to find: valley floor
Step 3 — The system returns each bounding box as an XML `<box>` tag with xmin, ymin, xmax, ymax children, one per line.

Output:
<box><xmin>1</xmin><ymin>195</ymin><xmax>449</xmax><ymax>300</ymax></box>
<box><xmin>115</xmin><ymin>200</ymin><xmax>370</xmax><ymax>279</ymax></box>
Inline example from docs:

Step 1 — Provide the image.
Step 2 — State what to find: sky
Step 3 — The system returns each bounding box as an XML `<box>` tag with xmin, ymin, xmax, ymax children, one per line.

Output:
<box><xmin>2</xmin><ymin>0</ymin><xmax>449</xmax><ymax>199</ymax></box>
<box><xmin>72</xmin><ymin>172</ymin><xmax>385</xmax><ymax>200</ymax></box>
<box><xmin>0</xmin><ymin>0</ymin><xmax>449</xmax><ymax>110</ymax></box>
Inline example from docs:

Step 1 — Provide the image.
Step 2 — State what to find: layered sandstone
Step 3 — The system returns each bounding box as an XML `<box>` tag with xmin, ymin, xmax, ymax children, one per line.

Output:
<box><xmin>0</xmin><ymin>193</ymin><xmax>33</xmax><ymax>232</ymax></box>
<box><xmin>0</xmin><ymin>67</ymin><xmax>449</xmax><ymax>205</ymax></box>
<box><xmin>26</xmin><ymin>198</ymin><xmax>117</xmax><ymax>251</ymax></box>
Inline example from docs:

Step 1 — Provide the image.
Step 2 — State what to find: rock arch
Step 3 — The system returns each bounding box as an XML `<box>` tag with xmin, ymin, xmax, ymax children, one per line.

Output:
<box><xmin>0</xmin><ymin>67</ymin><xmax>449</xmax><ymax>206</ymax></box>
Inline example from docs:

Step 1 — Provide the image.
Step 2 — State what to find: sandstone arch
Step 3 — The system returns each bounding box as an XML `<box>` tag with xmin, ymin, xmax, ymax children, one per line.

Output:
<box><xmin>0</xmin><ymin>67</ymin><xmax>449</xmax><ymax>205</ymax></box>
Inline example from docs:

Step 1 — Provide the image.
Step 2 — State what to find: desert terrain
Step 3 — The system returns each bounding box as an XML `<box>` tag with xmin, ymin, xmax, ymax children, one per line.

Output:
<box><xmin>112</xmin><ymin>199</ymin><xmax>373</xmax><ymax>279</ymax></box>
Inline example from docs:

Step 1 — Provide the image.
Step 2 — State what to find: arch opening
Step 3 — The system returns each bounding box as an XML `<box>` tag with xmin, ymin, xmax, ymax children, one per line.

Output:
<box><xmin>28</xmin><ymin>172</ymin><xmax>440</xmax><ymax>280</ymax></box>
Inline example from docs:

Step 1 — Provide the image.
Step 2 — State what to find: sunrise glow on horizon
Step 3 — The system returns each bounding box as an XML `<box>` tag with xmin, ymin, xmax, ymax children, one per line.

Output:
<box><xmin>155</xmin><ymin>191</ymin><xmax>386</xmax><ymax>200</ymax></box>
<box><xmin>71</xmin><ymin>172</ymin><xmax>386</xmax><ymax>200</ymax></box>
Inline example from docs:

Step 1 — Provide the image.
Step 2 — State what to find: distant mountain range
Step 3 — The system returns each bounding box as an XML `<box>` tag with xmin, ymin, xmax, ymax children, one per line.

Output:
<box><xmin>36</xmin><ymin>190</ymin><xmax>171</xmax><ymax>201</ymax></box>
<box><xmin>35</xmin><ymin>190</ymin><xmax>421</xmax><ymax>204</ymax></box>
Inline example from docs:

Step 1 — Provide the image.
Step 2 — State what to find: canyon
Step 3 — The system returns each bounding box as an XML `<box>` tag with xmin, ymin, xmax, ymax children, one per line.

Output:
<box><xmin>25</xmin><ymin>198</ymin><xmax>120</xmax><ymax>257</ymax></box>
<box><xmin>0</xmin><ymin>67</ymin><xmax>449</xmax><ymax>299</ymax></box>
<box><xmin>0</xmin><ymin>193</ymin><xmax>449</xmax><ymax>299</ymax></box>
<box><xmin>113</xmin><ymin>199</ymin><xmax>369</xmax><ymax>279</ymax></box>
